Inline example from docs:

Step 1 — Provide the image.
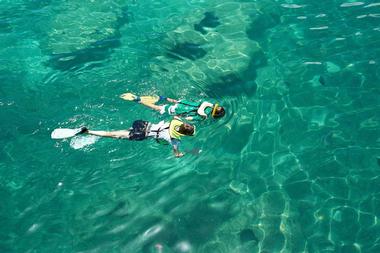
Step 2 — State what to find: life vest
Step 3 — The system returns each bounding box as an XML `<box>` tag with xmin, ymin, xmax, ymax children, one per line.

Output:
<box><xmin>176</xmin><ymin>100</ymin><xmax>201</xmax><ymax>117</ymax></box>
<box><xmin>169</xmin><ymin>119</ymin><xmax>186</xmax><ymax>140</ymax></box>
<box><xmin>177</xmin><ymin>101</ymin><xmax>217</xmax><ymax>120</ymax></box>
<box><xmin>149</xmin><ymin>119</ymin><xmax>185</xmax><ymax>145</ymax></box>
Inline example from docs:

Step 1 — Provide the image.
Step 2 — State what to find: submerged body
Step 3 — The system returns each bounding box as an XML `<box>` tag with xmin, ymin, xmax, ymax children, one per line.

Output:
<box><xmin>120</xmin><ymin>93</ymin><xmax>225</xmax><ymax>121</ymax></box>
<box><xmin>160</xmin><ymin>100</ymin><xmax>214</xmax><ymax>121</ymax></box>
<box><xmin>51</xmin><ymin>118</ymin><xmax>194</xmax><ymax>157</ymax></box>
<box><xmin>84</xmin><ymin>118</ymin><xmax>194</xmax><ymax>157</ymax></box>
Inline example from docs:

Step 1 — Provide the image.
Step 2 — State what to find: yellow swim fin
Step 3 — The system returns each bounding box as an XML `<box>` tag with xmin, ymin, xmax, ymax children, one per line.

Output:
<box><xmin>120</xmin><ymin>92</ymin><xmax>138</xmax><ymax>101</ymax></box>
<box><xmin>120</xmin><ymin>92</ymin><xmax>160</xmax><ymax>104</ymax></box>
<box><xmin>140</xmin><ymin>95</ymin><xmax>160</xmax><ymax>104</ymax></box>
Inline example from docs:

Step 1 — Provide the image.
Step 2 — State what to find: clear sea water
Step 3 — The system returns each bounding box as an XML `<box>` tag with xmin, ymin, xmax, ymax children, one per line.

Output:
<box><xmin>1</xmin><ymin>0</ymin><xmax>379</xmax><ymax>252</ymax></box>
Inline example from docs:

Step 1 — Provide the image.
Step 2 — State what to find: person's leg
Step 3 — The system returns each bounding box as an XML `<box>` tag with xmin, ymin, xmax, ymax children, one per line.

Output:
<box><xmin>166</xmin><ymin>97</ymin><xmax>178</xmax><ymax>103</ymax></box>
<box><xmin>139</xmin><ymin>100</ymin><xmax>163</xmax><ymax>112</ymax></box>
<box><xmin>87</xmin><ymin>130</ymin><xmax>130</xmax><ymax>139</ymax></box>
<box><xmin>139</xmin><ymin>97</ymin><xmax>181</xmax><ymax>114</ymax></box>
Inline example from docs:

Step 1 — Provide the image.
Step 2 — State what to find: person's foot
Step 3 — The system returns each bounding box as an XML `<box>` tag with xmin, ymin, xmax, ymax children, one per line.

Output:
<box><xmin>133</xmin><ymin>95</ymin><xmax>141</xmax><ymax>102</ymax></box>
<box><xmin>120</xmin><ymin>93</ymin><xmax>141</xmax><ymax>102</ymax></box>
<box><xmin>79</xmin><ymin>126</ymin><xmax>88</xmax><ymax>134</ymax></box>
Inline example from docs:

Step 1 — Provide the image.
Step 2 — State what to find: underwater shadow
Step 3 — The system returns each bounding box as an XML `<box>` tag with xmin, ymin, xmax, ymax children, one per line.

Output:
<box><xmin>46</xmin><ymin>6</ymin><xmax>130</xmax><ymax>71</ymax></box>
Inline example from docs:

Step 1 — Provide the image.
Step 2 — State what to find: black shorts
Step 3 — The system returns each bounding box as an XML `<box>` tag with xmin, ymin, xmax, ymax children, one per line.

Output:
<box><xmin>129</xmin><ymin>120</ymin><xmax>149</xmax><ymax>141</ymax></box>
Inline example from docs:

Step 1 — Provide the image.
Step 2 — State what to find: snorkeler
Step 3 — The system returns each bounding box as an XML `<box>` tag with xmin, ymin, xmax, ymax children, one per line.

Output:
<box><xmin>120</xmin><ymin>93</ymin><xmax>225</xmax><ymax>121</ymax></box>
<box><xmin>51</xmin><ymin>117</ymin><xmax>195</xmax><ymax>158</ymax></box>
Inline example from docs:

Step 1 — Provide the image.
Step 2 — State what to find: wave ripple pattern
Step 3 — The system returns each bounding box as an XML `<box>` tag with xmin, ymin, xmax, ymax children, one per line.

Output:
<box><xmin>0</xmin><ymin>0</ymin><xmax>379</xmax><ymax>252</ymax></box>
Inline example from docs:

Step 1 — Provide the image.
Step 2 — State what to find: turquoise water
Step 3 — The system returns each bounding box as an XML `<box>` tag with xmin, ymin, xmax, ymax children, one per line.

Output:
<box><xmin>1</xmin><ymin>0</ymin><xmax>379</xmax><ymax>252</ymax></box>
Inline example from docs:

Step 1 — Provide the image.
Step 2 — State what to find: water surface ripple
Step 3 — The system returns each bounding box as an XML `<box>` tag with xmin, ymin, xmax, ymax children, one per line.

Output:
<box><xmin>0</xmin><ymin>0</ymin><xmax>379</xmax><ymax>252</ymax></box>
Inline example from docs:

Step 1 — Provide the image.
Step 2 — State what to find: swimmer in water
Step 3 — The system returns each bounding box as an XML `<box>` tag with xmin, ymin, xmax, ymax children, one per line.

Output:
<box><xmin>120</xmin><ymin>93</ymin><xmax>225</xmax><ymax>121</ymax></box>
<box><xmin>51</xmin><ymin>117</ymin><xmax>195</xmax><ymax>158</ymax></box>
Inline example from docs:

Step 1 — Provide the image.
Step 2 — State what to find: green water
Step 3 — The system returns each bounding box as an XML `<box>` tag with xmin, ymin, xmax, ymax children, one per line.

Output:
<box><xmin>1</xmin><ymin>0</ymin><xmax>380</xmax><ymax>252</ymax></box>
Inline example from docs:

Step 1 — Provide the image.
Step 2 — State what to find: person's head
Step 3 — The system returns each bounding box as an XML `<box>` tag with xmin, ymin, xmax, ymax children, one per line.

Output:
<box><xmin>211</xmin><ymin>104</ymin><xmax>225</xmax><ymax>119</ymax></box>
<box><xmin>178</xmin><ymin>123</ymin><xmax>195</xmax><ymax>136</ymax></box>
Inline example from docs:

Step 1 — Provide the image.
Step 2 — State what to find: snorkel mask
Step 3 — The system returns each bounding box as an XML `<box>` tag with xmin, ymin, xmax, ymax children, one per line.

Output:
<box><xmin>190</xmin><ymin>124</ymin><xmax>196</xmax><ymax>136</ymax></box>
<box><xmin>211</xmin><ymin>103</ymin><xmax>219</xmax><ymax>118</ymax></box>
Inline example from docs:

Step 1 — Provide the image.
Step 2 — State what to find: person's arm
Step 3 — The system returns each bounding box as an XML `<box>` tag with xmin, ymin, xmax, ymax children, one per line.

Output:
<box><xmin>173</xmin><ymin>147</ymin><xmax>184</xmax><ymax>158</ymax></box>
<box><xmin>173</xmin><ymin>115</ymin><xmax>193</xmax><ymax>122</ymax></box>
<box><xmin>87</xmin><ymin>129</ymin><xmax>130</xmax><ymax>139</ymax></box>
<box><xmin>165</xmin><ymin>97</ymin><xmax>178</xmax><ymax>103</ymax></box>
<box><xmin>171</xmin><ymin>139</ymin><xmax>184</xmax><ymax>158</ymax></box>
<box><xmin>197</xmin><ymin>102</ymin><xmax>213</xmax><ymax>118</ymax></box>
<box><xmin>178</xmin><ymin>115</ymin><xmax>200</xmax><ymax>122</ymax></box>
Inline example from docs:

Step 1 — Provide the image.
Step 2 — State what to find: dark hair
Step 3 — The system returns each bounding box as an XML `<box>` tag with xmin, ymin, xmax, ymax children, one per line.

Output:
<box><xmin>179</xmin><ymin>123</ymin><xmax>195</xmax><ymax>136</ymax></box>
<box><xmin>213</xmin><ymin>106</ymin><xmax>225</xmax><ymax>118</ymax></box>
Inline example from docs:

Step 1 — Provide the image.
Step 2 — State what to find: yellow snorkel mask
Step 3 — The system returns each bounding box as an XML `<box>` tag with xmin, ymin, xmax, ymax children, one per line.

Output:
<box><xmin>211</xmin><ymin>103</ymin><xmax>219</xmax><ymax>118</ymax></box>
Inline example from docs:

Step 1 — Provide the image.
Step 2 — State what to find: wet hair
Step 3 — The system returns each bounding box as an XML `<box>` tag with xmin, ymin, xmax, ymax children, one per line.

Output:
<box><xmin>179</xmin><ymin>123</ymin><xmax>195</xmax><ymax>136</ymax></box>
<box><xmin>213</xmin><ymin>106</ymin><xmax>225</xmax><ymax>118</ymax></box>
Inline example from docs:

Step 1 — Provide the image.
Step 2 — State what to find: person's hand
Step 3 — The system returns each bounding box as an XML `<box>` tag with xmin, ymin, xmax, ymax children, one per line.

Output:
<box><xmin>175</xmin><ymin>152</ymin><xmax>184</xmax><ymax>158</ymax></box>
